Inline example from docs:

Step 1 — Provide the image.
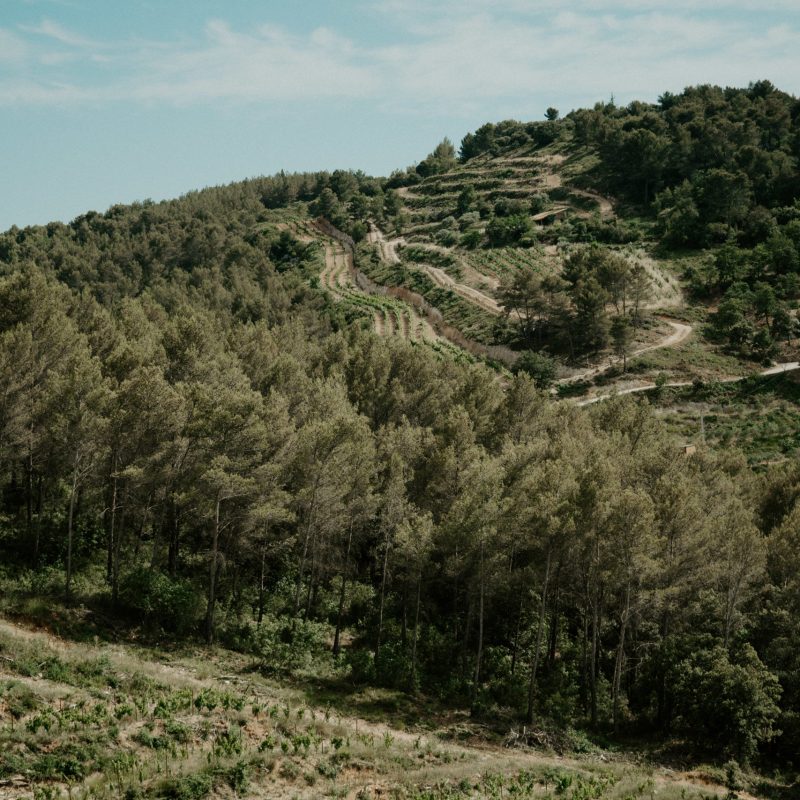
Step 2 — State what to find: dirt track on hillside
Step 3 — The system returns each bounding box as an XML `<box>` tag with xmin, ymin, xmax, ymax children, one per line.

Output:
<box><xmin>558</xmin><ymin>319</ymin><xmax>693</xmax><ymax>387</ymax></box>
<box><xmin>576</xmin><ymin>360</ymin><xmax>800</xmax><ymax>406</ymax></box>
<box><xmin>308</xmin><ymin>222</ymin><xmax>437</xmax><ymax>343</ymax></box>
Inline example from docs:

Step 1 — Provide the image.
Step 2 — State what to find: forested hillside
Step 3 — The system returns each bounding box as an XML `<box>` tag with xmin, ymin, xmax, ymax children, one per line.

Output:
<box><xmin>1</xmin><ymin>82</ymin><xmax>800</xmax><ymax>799</ymax></box>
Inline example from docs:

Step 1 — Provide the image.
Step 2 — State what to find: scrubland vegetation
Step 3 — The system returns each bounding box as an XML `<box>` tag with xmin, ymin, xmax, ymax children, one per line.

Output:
<box><xmin>1</xmin><ymin>81</ymin><xmax>800</xmax><ymax>798</ymax></box>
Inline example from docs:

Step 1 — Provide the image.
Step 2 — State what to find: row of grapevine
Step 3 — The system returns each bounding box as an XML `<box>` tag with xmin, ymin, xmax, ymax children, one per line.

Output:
<box><xmin>463</xmin><ymin>247</ymin><xmax>547</xmax><ymax>281</ymax></box>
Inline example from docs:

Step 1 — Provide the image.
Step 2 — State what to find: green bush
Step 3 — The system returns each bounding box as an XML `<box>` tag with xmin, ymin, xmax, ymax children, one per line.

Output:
<box><xmin>345</xmin><ymin>648</ymin><xmax>375</xmax><ymax>683</ymax></box>
<box><xmin>224</xmin><ymin>760</ymin><xmax>249</xmax><ymax>795</ymax></box>
<box><xmin>2</xmin><ymin>680</ymin><xmax>40</xmax><ymax>720</ymax></box>
<box><xmin>671</xmin><ymin>643</ymin><xmax>782</xmax><ymax>761</ymax></box>
<box><xmin>514</xmin><ymin>351</ymin><xmax>557</xmax><ymax>389</ymax></box>
<box><xmin>30</xmin><ymin>741</ymin><xmax>108</xmax><ymax>781</ymax></box>
<box><xmin>118</xmin><ymin>567</ymin><xmax>201</xmax><ymax>634</ymax></box>
<box><xmin>252</xmin><ymin>617</ymin><xmax>329</xmax><ymax>673</ymax></box>
<box><xmin>157</xmin><ymin>772</ymin><xmax>212</xmax><ymax>800</ymax></box>
<box><xmin>374</xmin><ymin>641</ymin><xmax>412</xmax><ymax>689</ymax></box>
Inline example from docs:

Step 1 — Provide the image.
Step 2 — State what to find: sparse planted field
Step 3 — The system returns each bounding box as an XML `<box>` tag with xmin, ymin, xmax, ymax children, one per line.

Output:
<box><xmin>0</xmin><ymin>617</ymin><xmax>745</xmax><ymax>800</ymax></box>
<box><xmin>462</xmin><ymin>247</ymin><xmax>551</xmax><ymax>283</ymax></box>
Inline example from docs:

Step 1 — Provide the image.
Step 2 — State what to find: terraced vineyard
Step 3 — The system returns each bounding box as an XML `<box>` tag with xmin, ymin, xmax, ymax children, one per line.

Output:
<box><xmin>285</xmin><ymin>219</ymin><xmax>440</xmax><ymax>345</ymax></box>
<box><xmin>338</xmin><ymin>287</ymin><xmax>437</xmax><ymax>343</ymax></box>
<box><xmin>357</xmin><ymin>244</ymin><xmax>508</xmax><ymax>347</ymax></box>
<box><xmin>462</xmin><ymin>247</ymin><xmax>550</xmax><ymax>283</ymax></box>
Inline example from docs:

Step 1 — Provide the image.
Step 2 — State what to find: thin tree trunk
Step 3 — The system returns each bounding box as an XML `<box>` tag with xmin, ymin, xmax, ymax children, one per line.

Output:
<box><xmin>205</xmin><ymin>496</ymin><xmax>221</xmax><ymax>644</ymax></box>
<box><xmin>657</xmin><ymin>610</ymin><xmax>671</xmax><ymax>730</ymax></box>
<box><xmin>526</xmin><ymin>546</ymin><xmax>551</xmax><ymax>724</ymax></box>
<box><xmin>304</xmin><ymin>534</ymin><xmax>318</xmax><ymax>620</ymax></box>
<box><xmin>401</xmin><ymin>585</ymin><xmax>408</xmax><ymax>649</ymax></box>
<box><xmin>167</xmin><ymin>497</ymin><xmax>180</xmax><ymax>576</ymax></box>
<box><xmin>409</xmin><ymin>575</ymin><xmax>422</xmax><ymax>690</ymax></box>
<box><xmin>590</xmin><ymin>587</ymin><xmax>599</xmax><ymax>729</ymax></box>
<box><xmin>548</xmin><ymin>575</ymin><xmax>560</xmax><ymax>668</ymax></box>
<box><xmin>588</xmin><ymin>529</ymin><xmax>602</xmax><ymax>730</ymax></box>
<box><xmin>257</xmin><ymin>527</ymin><xmax>268</xmax><ymax>626</ymax></box>
<box><xmin>106</xmin><ymin>473</ymin><xmax>117</xmax><ymax>585</ymax></box>
<box><xmin>376</xmin><ymin>524</ymin><xmax>392</xmax><ymax>659</ymax></box>
<box><xmin>26</xmin><ymin>443</ymin><xmax>35</xmax><ymax>563</ymax></box>
<box><xmin>581</xmin><ymin>601</ymin><xmax>590</xmax><ymax>714</ymax></box>
<box><xmin>292</xmin><ymin>506</ymin><xmax>316</xmax><ymax>621</ymax></box>
<box><xmin>34</xmin><ymin>473</ymin><xmax>43</xmax><ymax>563</ymax></box>
<box><xmin>65</xmin><ymin>463</ymin><xmax>79</xmax><ymax>599</ymax></box>
<box><xmin>612</xmin><ymin>579</ymin><xmax>631</xmax><ymax>733</ymax></box>
<box><xmin>461</xmin><ymin>596</ymin><xmax>474</xmax><ymax>680</ymax></box>
<box><xmin>472</xmin><ymin>539</ymin><xmax>485</xmax><ymax>711</ymax></box>
<box><xmin>309</xmin><ymin>573</ymin><xmax>320</xmax><ymax>620</ymax></box>
<box><xmin>149</xmin><ymin>516</ymin><xmax>161</xmax><ymax>569</ymax></box>
<box><xmin>510</xmin><ymin>593</ymin><xmax>524</xmax><ymax>677</ymax></box>
<box><xmin>452</xmin><ymin>553</ymin><xmax>460</xmax><ymax>645</ymax></box>
<box><xmin>333</xmin><ymin>523</ymin><xmax>353</xmax><ymax>656</ymax></box>
<box><xmin>110</xmin><ymin>505</ymin><xmax>128</xmax><ymax>606</ymax></box>
<box><xmin>132</xmin><ymin>503</ymin><xmax>150</xmax><ymax>564</ymax></box>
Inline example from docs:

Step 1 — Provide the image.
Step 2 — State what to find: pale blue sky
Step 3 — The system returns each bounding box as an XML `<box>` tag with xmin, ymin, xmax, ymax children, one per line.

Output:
<box><xmin>2</xmin><ymin>1</ymin><xmax>799</xmax><ymax>230</ymax></box>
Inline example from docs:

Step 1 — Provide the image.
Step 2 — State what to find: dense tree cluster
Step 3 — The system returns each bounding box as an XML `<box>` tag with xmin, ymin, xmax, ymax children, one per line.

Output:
<box><xmin>458</xmin><ymin>119</ymin><xmax>561</xmax><ymax>161</ymax></box>
<box><xmin>457</xmin><ymin>84</ymin><xmax>799</xmax><ymax>257</ymax></box>
<box><xmin>571</xmin><ymin>81</ymin><xmax>799</xmax><ymax>220</ymax></box>
<box><xmin>0</xmin><ymin>180</ymin><xmax>798</xmax><ymax>769</ymax></box>
<box><xmin>385</xmin><ymin>138</ymin><xmax>459</xmax><ymax>192</ymax></box>
<box><xmin>498</xmin><ymin>246</ymin><xmax>650</xmax><ymax>362</ymax></box>
<box><xmin>453</xmin><ymin>83</ymin><xmax>800</xmax><ymax>365</ymax></box>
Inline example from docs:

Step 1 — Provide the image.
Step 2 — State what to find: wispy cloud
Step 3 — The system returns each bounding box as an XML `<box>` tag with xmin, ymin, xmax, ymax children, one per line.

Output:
<box><xmin>372</xmin><ymin>0</ymin><xmax>800</xmax><ymax>14</ymax></box>
<box><xmin>2</xmin><ymin>5</ymin><xmax>799</xmax><ymax>110</ymax></box>
<box><xmin>129</xmin><ymin>21</ymin><xmax>379</xmax><ymax>104</ymax></box>
<box><xmin>0</xmin><ymin>28</ymin><xmax>30</xmax><ymax>63</ymax></box>
<box><xmin>21</xmin><ymin>18</ymin><xmax>105</xmax><ymax>48</ymax></box>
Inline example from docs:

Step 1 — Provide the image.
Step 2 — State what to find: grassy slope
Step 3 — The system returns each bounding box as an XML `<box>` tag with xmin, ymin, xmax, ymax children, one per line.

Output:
<box><xmin>0</xmin><ymin>614</ymin><xmax>759</xmax><ymax>800</ymax></box>
<box><xmin>651</xmin><ymin>373</ymin><xmax>800</xmax><ymax>466</ymax></box>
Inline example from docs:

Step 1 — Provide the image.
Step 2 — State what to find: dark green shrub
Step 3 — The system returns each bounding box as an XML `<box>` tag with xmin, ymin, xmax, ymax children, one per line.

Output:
<box><xmin>157</xmin><ymin>772</ymin><xmax>212</xmax><ymax>800</ymax></box>
<box><xmin>2</xmin><ymin>681</ymin><xmax>40</xmax><ymax>720</ymax></box>
<box><xmin>374</xmin><ymin>641</ymin><xmax>412</xmax><ymax>689</ymax></box>
<box><xmin>225</xmin><ymin>760</ymin><xmax>249</xmax><ymax>795</ymax></box>
<box><xmin>514</xmin><ymin>351</ymin><xmax>557</xmax><ymax>389</ymax></box>
<box><xmin>252</xmin><ymin>617</ymin><xmax>328</xmax><ymax>673</ymax></box>
<box><xmin>671</xmin><ymin>643</ymin><xmax>781</xmax><ymax>762</ymax></box>
<box><xmin>345</xmin><ymin>648</ymin><xmax>375</xmax><ymax>683</ymax></box>
<box><xmin>119</xmin><ymin>567</ymin><xmax>201</xmax><ymax>634</ymax></box>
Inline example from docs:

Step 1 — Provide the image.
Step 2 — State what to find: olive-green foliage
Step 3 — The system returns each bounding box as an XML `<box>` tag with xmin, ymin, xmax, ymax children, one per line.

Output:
<box><xmin>119</xmin><ymin>567</ymin><xmax>202</xmax><ymax>634</ymax></box>
<box><xmin>671</xmin><ymin>643</ymin><xmax>782</xmax><ymax>762</ymax></box>
<box><xmin>157</xmin><ymin>772</ymin><xmax>212</xmax><ymax>800</ymax></box>
<box><xmin>252</xmin><ymin>618</ymin><xmax>329</xmax><ymax>673</ymax></box>
<box><xmin>2</xmin><ymin>84</ymin><xmax>800</xmax><ymax>783</ymax></box>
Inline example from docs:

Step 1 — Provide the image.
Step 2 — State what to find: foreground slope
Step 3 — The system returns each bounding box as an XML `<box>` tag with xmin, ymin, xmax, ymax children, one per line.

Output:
<box><xmin>0</xmin><ymin>616</ymin><xmax>744</xmax><ymax>800</ymax></box>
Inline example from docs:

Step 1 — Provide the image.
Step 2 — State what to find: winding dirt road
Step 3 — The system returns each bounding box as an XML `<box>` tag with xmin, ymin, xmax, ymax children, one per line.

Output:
<box><xmin>558</xmin><ymin>318</ymin><xmax>693</xmax><ymax>387</ymax></box>
<box><xmin>366</xmin><ymin>223</ymin><xmax>403</xmax><ymax>265</ymax></box>
<box><xmin>367</xmin><ymin>222</ymin><xmax>697</xmax><ymax>384</ymax></box>
<box><xmin>368</xmin><ymin>224</ymin><xmax>504</xmax><ymax>315</ymax></box>
<box><xmin>575</xmin><ymin>361</ymin><xmax>800</xmax><ymax>406</ymax></box>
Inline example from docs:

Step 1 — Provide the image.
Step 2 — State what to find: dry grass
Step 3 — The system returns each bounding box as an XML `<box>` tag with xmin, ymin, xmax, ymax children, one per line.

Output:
<box><xmin>0</xmin><ymin>616</ymin><xmax>745</xmax><ymax>800</ymax></box>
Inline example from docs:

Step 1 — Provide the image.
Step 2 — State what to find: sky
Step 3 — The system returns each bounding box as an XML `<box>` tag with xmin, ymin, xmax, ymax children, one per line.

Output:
<box><xmin>2</xmin><ymin>1</ymin><xmax>800</xmax><ymax>231</ymax></box>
